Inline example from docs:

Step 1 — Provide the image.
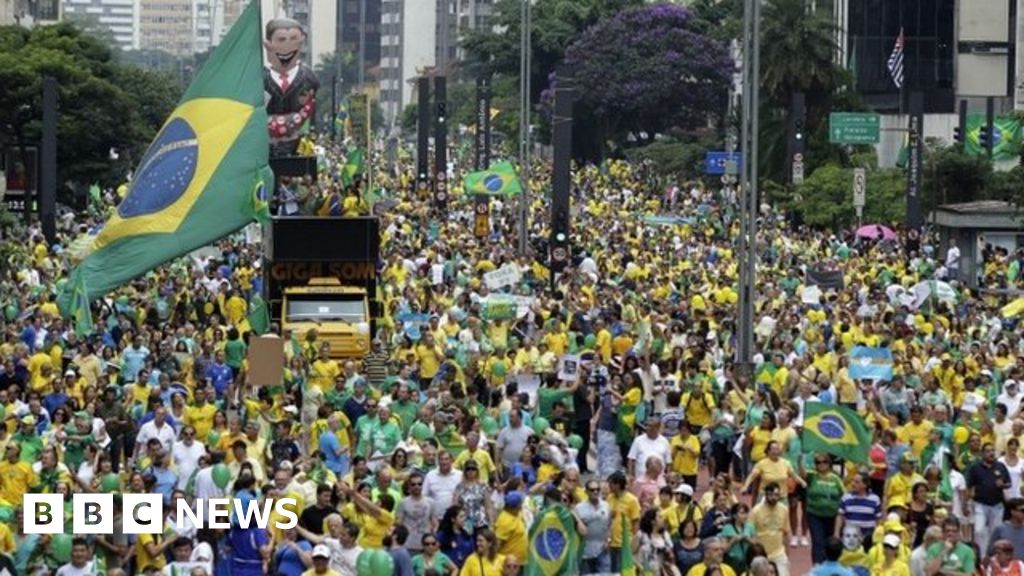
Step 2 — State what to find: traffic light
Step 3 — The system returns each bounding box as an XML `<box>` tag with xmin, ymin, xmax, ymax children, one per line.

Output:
<box><xmin>979</xmin><ymin>127</ymin><xmax>989</xmax><ymax>148</ymax></box>
<box><xmin>953</xmin><ymin>126</ymin><xmax>963</xmax><ymax>144</ymax></box>
<box><xmin>794</xmin><ymin>118</ymin><xmax>804</xmax><ymax>142</ymax></box>
<box><xmin>550</xmin><ymin>210</ymin><xmax>570</xmax><ymax>272</ymax></box>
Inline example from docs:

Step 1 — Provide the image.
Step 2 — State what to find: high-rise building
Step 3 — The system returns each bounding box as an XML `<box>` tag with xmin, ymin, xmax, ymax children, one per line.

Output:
<box><xmin>63</xmin><ymin>0</ymin><xmax>140</xmax><ymax>50</ymax></box>
<box><xmin>139</xmin><ymin>0</ymin><xmax>193</xmax><ymax>55</ymax></box>
<box><xmin>831</xmin><ymin>0</ymin><xmax>1022</xmax><ymax>165</ymax></box>
<box><xmin>338</xmin><ymin>0</ymin><xmax>381</xmax><ymax>85</ymax></box>
<box><xmin>11</xmin><ymin>0</ymin><xmax>62</xmax><ymax>26</ymax></box>
<box><xmin>379</xmin><ymin>0</ymin><xmax>489</xmax><ymax>128</ymax></box>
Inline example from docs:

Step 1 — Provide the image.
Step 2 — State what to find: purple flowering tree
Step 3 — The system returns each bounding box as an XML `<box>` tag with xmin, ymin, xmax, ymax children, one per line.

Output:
<box><xmin>560</xmin><ymin>3</ymin><xmax>731</xmax><ymax>152</ymax></box>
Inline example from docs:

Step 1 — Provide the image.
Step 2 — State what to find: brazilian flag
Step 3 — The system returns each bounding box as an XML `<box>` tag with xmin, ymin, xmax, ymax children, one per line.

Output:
<box><xmin>525</xmin><ymin>504</ymin><xmax>579</xmax><ymax>576</ymax></box>
<box><xmin>59</xmin><ymin>0</ymin><xmax>273</xmax><ymax>309</ymax></box>
<box><xmin>464</xmin><ymin>161</ymin><xmax>522</xmax><ymax>196</ymax></box>
<box><xmin>802</xmin><ymin>402</ymin><xmax>871</xmax><ymax>464</ymax></box>
<box><xmin>339</xmin><ymin>148</ymin><xmax>365</xmax><ymax>187</ymax></box>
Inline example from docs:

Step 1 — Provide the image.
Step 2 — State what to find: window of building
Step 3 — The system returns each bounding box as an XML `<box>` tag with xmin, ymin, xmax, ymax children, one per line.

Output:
<box><xmin>847</xmin><ymin>0</ymin><xmax>955</xmax><ymax>113</ymax></box>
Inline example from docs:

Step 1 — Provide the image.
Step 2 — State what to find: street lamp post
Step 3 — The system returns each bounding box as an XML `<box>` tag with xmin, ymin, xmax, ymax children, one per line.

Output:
<box><xmin>517</xmin><ymin>0</ymin><xmax>531</xmax><ymax>256</ymax></box>
<box><xmin>737</xmin><ymin>0</ymin><xmax>760</xmax><ymax>370</ymax></box>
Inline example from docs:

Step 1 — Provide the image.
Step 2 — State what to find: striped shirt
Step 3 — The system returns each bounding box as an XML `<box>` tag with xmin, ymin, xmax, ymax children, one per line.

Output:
<box><xmin>838</xmin><ymin>492</ymin><xmax>882</xmax><ymax>534</ymax></box>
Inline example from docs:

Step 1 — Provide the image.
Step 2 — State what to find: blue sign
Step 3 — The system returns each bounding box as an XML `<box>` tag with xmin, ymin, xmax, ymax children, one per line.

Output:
<box><xmin>704</xmin><ymin>151</ymin><xmax>743</xmax><ymax>175</ymax></box>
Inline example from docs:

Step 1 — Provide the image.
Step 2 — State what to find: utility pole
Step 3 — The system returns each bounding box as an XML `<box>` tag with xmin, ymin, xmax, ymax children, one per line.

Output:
<box><xmin>737</xmin><ymin>0</ymin><xmax>760</xmax><ymax>370</ymax></box>
<box><xmin>517</xmin><ymin>0</ymin><xmax>531</xmax><ymax>256</ymax></box>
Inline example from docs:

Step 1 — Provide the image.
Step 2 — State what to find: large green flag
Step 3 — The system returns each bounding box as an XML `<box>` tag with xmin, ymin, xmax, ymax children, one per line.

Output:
<box><xmin>59</xmin><ymin>0</ymin><xmax>272</xmax><ymax>310</ymax></box>
<box><xmin>524</xmin><ymin>504</ymin><xmax>579</xmax><ymax>576</ymax></box>
<box><xmin>464</xmin><ymin>161</ymin><xmax>522</xmax><ymax>196</ymax></box>
<box><xmin>247</xmin><ymin>293</ymin><xmax>270</xmax><ymax>335</ymax></box>
<box><xmin>340</xmin><ymin>148</ymin><xmax>365</xmax><ymax>187</ymax></box>
<box><xmin>69</xmin><ymin>269</ymin><xmax>94</xmax><ymax>337</ymax></box>
<box><xmin>802</xmin><ymin>402</ymin><xmax>872</xmax><ymax>464</ymax></box>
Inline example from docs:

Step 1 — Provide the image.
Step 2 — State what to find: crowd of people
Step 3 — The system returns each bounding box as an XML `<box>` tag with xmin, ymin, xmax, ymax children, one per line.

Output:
<box><xmin>2</xmin><ymin>134</ymin><xmax>1024</xmax><ymax>576</ymax></box>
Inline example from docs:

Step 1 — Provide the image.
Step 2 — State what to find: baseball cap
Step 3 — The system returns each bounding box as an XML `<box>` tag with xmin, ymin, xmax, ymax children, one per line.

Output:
<box><xmin>312</xmin><ymin>545</ymin><xmax>331</xmax><ymax>559</ymax></box>
<box><xmin>883</xmin><ymin>534</ymin><xmax>901</xmax><ymax>548</ymax></box>
<box><xmin>504</xmin><ymin>491</ymin><xmax>525</xmax><ymax>508</ymax></box>
<box><xmin>64</xmin><ymin>369</ymin><xmax>76</xmax><ymax>377</ymax></box>
<box><xmin>674</xmin><ymin>484</ymin><xmax>694</xmax><ymax>497</ymax></box>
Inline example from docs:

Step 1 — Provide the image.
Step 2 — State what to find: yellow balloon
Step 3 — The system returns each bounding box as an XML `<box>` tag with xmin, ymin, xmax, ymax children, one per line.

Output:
<box><xmin>953</xmin><ymin>426</ymin><xmax>969</xmax><ymax>445</ymax></box>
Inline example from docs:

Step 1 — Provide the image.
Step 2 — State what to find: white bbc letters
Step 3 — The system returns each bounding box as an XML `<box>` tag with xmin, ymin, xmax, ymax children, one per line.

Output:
<box><xmin>121</xmin><ymin>493</ymin><xmax>164</xmax><ymax>534</ymax></box>
<box><xmin>23</xmin><ymin>494</ymin><xmax>64</xmax><ymax>534</ymax></box>
<box><xmin>73</xmin><ymin>493</ymin><xmax>115</xmax><ymax>535</ymax></box>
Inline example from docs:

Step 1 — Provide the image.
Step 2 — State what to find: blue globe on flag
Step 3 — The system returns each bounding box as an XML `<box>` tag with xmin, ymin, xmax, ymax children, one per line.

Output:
<box><xmin>118</xmin><ymin>118</ymin><xmax>199</xmax><ymax>218</ymax></box>
<box><xmin>484</xmin><ymin>174</ymin><xmax>505</xmax><ymax>193</ymax></box>
<box><xmin>817</xmin><ymin>414</ymin><xmax>847</xmax><ymax>439</ymax></box>
<box><xmin>536</xmin><ymin>527</ymin><xmax>567</xmax><ymax>561</ymax></box>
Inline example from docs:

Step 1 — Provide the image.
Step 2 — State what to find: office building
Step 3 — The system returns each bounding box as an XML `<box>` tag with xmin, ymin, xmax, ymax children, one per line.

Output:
<box><xmin>63</xmin><ymin>0</ymin><xmax>140</xmax><ymax>50</ymax></box>
<box><xmin>338</xmin><ymin>0</ymin><xmax>381</xmax><ymax>84</ymax></box>
<box><xmin>11</xmin><ymin>0</ymin><xmax>61</xmax><ymax>26</ymax></box>
<box><xmin>828</xmin><ymin>0</ymin><xmax>1022</xmax><ymax>165</ymax></box>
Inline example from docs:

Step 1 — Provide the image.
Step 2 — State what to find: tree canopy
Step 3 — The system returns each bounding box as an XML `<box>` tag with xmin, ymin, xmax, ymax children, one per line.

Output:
<box><xmin>0</xmin><ymin>22</ymin><xmax>181</xmax><ymax>191</ymax></box>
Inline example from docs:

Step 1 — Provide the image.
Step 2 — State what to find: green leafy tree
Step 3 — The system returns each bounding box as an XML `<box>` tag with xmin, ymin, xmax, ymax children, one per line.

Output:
<box><xmin>0</xmin><ymin>22</ymin><xmax>181</xmax><ymax>192</ymax></box>
<box><xmin>792</xmin><ymin>163</ymin><xmax>906</xmax><ymax>228</ymax></box>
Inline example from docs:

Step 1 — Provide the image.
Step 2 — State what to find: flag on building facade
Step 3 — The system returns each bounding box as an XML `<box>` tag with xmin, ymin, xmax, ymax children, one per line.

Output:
<box><xmin>887</xmin><ymin>28</ymin><xmax>905</xmax><ymax>89</ymax></box>
<box><xmin>802</xmin><ymin>402</ymin><xmax>872</xmax><ymax>464</ymax></box>
<box><xmin>59</xmin><ymin>0</ymin><xmax>273</xmax><ymax>310</ymax></box>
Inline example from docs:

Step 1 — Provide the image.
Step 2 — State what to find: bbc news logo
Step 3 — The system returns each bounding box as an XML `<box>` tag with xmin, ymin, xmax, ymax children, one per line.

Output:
<box><xmin>23</xmin><ymin>494</ymin><xmax>299</xmax><ymax>534</ymax></box>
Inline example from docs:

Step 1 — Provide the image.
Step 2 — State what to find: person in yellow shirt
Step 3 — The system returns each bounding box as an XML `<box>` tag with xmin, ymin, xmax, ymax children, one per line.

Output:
<box><xmin>416</xmin><ymin>333</ymin><xmax>445</xmax><ymax>382</ymax></box>
<box><xmin>741</xmin><ymin>441</ymin><xmax>806</xmax><ymax>498</ymax></box>
<box><xmin>0</xmin><ymin>443</ymin><xmax>36</xmax><ymax>504</ymax></box>
<box><xmin>671</xmin><ymin>425</ymin><xmax>701</xmax><ymax>487</ymax></box>
<box><xmin>459</xmin><ymin>529</ymin><xmax>506</xmax><ymax>576</ymax></box>
<box><xmin>883</xmin><ymin>453</ymin><xmax>924</xmax><ymax>509</ymax></box>
<box><xmin>339</xmin><ymin>479</ymin><xmax>394</xmax><ymax>549</ymax></box>
<box><xmin>310</xmin><ymin>345</ymin><xmax>341</xmax><ymax>393</ymax></box>
<box><xmin>184</xmin><ymin>388</ymin><xmax>218</xmax><ymax>441</ymax></box>
<box><xmin>607</xmin><ymin>471</ymin><xmax>641</xmax><ymax>571</ymax></box>
<box><xmin>897</xmin><ymin>406</ymin><xmax>934</xmax><ymax>458</ymax></box>
<box><xmin>454</xmin><ymin>432</ymin><xmax>498</xmax><ymax>483</ymax></box>
<box><xmin>494</xmin><ymin>492</ymin><xmax>528</xmax><ymax>565</ymax></box>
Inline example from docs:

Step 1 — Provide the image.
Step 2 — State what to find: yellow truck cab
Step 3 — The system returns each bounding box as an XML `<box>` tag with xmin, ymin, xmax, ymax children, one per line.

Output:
<box><xmin>281</xmin><ymin>278</ymin><xmax>371</xmax><ymax>359</ymax></box>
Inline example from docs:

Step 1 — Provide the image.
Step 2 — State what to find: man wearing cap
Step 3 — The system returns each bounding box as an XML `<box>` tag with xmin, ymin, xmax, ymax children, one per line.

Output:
<box><xmin>884</xmin><ymin>452</ymin><xmax>924</xmax><ymax>510</ymax></box>
<box><xmin>63</xmin><ymin>410</ymin><xmax>95</xmax><ymax>472</ymax></box>
<box><xmin>968</xmin><ymin>442</ymin><xmax>1011</xmax><ymax>552</ymax></box>
<box><xmin>305</xmin><ymin>545</ymin><xmax>340</xmax><ymax>576</ymax></box>
<box><xmin>494</xmin><ymin>491</ymin><xmax>527</xmax><ymax>564</ymax></box>
<box><xmin>12</xmin><ymin>414</ymin><xmax>43</xmax><ymax>463</ymax></box>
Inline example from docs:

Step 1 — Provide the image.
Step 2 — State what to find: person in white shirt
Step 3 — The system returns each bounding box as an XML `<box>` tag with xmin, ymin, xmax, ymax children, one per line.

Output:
<box><xmin>135</xmin><ymin>406</ymin><xmax>177</xmax><ymax>457</ymax></box>
<box><xmin>162</xmin><ymin>537</ymin><xmax>214</xmax><ymax>576</ymax></box>
<box><xmin>997</xmin><ymin>379</ymin><xmax>1023</xmax><ymax>419</ymax></box>
<box><xmin>193</xmin><ymin>457</ymin><xmax>227</xmax><ymax>503</ymax></box>
<box><xmin>627</xmin><ymin>417</ymin><xmax>671</xmax><ymax>478</ymax></box>
<box><xmin>423</xmin><ymin>451</ymin><xmax>463</xmax><ymax>518</ymax></box>
<box><xmin>172</xmin><ymin>426</ymin><xmax>207</xmax><ymax>490</ymax></box>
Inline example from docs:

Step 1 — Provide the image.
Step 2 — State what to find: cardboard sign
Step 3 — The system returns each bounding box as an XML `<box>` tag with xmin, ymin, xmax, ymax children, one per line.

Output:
<box><xmin>248</xmin><ymin>336</ymin><xmax>285</xmax><ymax>389</ymax></box>
<box><xmin>557</xmin><ymin>355</ymin><xmax>581</xmax><ymax>381</ymax></box>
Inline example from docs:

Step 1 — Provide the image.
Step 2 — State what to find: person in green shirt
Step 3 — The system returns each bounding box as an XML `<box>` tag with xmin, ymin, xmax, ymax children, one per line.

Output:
<box><xmin>925</xmin><ymin>517</ymin><xmax>975</xmax><ymax>575</ymax></box>
<box><xmin>804</xmin><ymin>453</ymin><xmax>844</xmax><ymax>565</ymax></box>
<box><xmin>62</xmin><ymin>411</ymin><xmax>95</xmax><ymax>471</ymax></box>
<box><xmin>389</xmin><ymin>383</ymin><xmax>419</xmax><ymax>435</ymax></box>
<box><xmin>367</xmin><ymin>404</ymin><xmax>402</xmax><ymax>460</ymax></box>
<box><xmin>223</xmin><ymin>327</ymin><xmax>247</xmax><ymax>377</ymax></box>
<box><xmin>411</xmin><ymin>534</ymin><xmax>457</xmax><ymax>576</ymax></box>
<box><xmin>536</xmin><ymin>375</ymin><xmax>579</xmax><ymax>421</ymax></box>
<box><xmin>13</xmin><ymin>415</ymin><xmax>43</xmax><ymax>464</ymax></box>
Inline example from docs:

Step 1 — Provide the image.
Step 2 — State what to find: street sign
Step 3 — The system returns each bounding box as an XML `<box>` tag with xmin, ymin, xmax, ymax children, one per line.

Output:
<box><xmin>791</xmin><ymin>153</ymin><xmax>805</xmax><ymax>185</ymax></box>
<box><xmin>705</xmin><ymin>151</ymin><xmax>743</xmax><ymax>175</ymax></box>
<box><xmin>853</xmin><ymin>168</ymin><xmax>866</xmax><ymax>208</ymax></box>
<box><xmin>829</xmin><ymin>113</ymin><xmax>881</xmax><ymax>144</ymax></box>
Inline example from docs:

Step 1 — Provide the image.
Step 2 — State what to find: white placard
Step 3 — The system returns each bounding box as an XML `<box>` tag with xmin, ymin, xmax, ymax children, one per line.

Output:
<box><xmin>557</xmin><ymin>355</ymin><xmax>581</xmax><ymax>382</ymax></box>
<box><xmin>484</xmin><ymin>263</ymin><xmax>521</xmax><ymax>290</ymax></box>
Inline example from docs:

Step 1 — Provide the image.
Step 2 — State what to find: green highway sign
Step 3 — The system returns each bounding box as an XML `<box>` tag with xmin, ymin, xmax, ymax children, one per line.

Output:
<box><xmin>829</xmin><ymin>113</ymin><xmax>881</xmax><ymax>144</ymax></box>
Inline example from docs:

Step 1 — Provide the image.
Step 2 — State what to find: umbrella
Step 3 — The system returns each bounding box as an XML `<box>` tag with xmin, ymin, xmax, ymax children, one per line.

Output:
<box><xmin>854</xmin><ymin>224</ymin><xmax>897</xmax><ymax>241</ymax></box>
